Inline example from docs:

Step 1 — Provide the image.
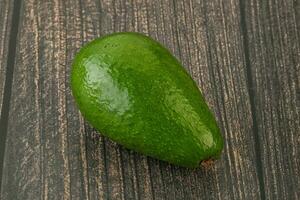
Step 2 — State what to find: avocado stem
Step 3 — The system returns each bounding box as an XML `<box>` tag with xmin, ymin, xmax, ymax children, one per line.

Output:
<box><xmin>200</xmin><ymin>158</ymin><xmax>214</xmax><ymax>169</ymax></box>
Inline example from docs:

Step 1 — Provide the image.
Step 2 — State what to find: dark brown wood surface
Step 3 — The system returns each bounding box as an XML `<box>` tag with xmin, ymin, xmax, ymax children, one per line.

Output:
<box><xmin>0</xmin><ymin>0</ymin><xmax>13</xmax><ymax>119</ymax></box>
<box><xmin>0</xmin><ymin>0</ymin><xmax>299</xmax><ymax>199</ymax></box>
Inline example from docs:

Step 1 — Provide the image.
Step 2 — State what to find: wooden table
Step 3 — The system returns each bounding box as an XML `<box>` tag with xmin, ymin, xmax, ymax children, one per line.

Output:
<box><xmin>0</xmin><ymin>0</ymin><xmax>299</xmax><ymax>199</ymax></box>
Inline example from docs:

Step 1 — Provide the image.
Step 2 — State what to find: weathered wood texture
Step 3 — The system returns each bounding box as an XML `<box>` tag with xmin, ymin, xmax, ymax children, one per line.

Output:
<box><xmin>242</xmin><ymin>0</ymin><xmax>300</xmax><ymax>199</ymax></box>
<box><xmin>0</xmin><ymin>0</ymin><xmax>299</xmax><ymax>199</ymax></box>
<box><xmin>0</xmin><ymin>0</ymin><xmax>13</xmax><ymax>118</ymax></box>
<box><xmin>0</xmin><ymin>0</ymin><xmax>15</xmax><ymax>188</ymax></box>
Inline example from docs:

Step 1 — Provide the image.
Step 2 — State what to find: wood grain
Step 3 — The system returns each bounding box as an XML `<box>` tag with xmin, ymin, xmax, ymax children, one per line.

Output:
<box><xmin>242</xmin><ymin>0</ymin><xmax>300</xmax><ymax>199</ymax></box>
<box><xmin>0</xmin><ymin>0</ymin><xmax>13</xmax><ymax>112</ymax></box>
<box><xmin>0</xmin><ymin>0</ymin><xmax>18</xmax><ymax>192</ymax></box>
<box><xmin>0</xmin><ymin>0</ymin><xmax>299</xmax><ymax>199</ymax></box>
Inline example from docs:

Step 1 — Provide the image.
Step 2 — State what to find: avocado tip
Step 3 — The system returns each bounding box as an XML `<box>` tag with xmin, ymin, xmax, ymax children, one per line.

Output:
<box><xmin>200</xmin><ymin>158</ymin><xmax>215</xmax><ymax>169</ymax></box>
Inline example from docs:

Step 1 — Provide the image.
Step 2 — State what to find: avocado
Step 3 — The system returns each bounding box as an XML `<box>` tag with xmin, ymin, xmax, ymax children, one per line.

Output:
<box><xmin>71</xmin><ymin>32</ymin><xmax>223</xmax><ymax>168</ymax></box>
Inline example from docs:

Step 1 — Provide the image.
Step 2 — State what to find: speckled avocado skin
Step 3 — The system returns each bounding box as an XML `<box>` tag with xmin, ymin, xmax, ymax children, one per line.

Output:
<box><xmin>71</xmin><ymin>32</ymin><xmax>223</xmax><ymax>168</ymax></box>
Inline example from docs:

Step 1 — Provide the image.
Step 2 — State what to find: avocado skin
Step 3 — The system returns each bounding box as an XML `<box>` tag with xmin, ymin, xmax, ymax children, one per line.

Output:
<box><xmin>71</xmin><ymin>32</ymin><xmax>223</xmax><ymax>168</ymax></box>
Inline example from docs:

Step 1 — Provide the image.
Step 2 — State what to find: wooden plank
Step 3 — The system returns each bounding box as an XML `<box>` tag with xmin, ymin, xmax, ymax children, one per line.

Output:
<box><xmin>0</xmin><ymin>0</ymin><xmax>13</xmax><ymax>112</ymax></box>
<box><xmin>1</xmin><ymin>0</ymin><xmax>83</xmax><ymax>199</ymax></box>
<box><xmin>0</xmin><ymin>0</ymin><xmax>18</xmax><ymax>191</ymax></box>
<box><xmin>242</xmin><ymin>0</ymin><xmax>300</xmax><ymax>199</ymax></box>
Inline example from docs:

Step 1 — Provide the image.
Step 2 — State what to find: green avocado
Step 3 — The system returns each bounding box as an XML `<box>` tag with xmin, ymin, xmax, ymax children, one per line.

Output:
<box><xmin>71</xmin><ymin>32</ymin><xmax>223</xmax><ymax>168</ymax></box>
